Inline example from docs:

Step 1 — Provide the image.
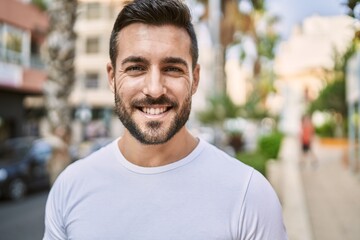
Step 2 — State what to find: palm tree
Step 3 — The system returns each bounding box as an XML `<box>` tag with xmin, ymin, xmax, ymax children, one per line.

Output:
<box><xmin>197</xmin><ymin>0</ymin><xmax>279</xmax><ymax>116</ymax></box>
<box><xmin>344</xmin><ymin>0</ymin><xmax>360</xmax><ymax>18</ymax></box>
<box><xmin>42</xmin><ymin>0</ymin><xmax>77</xmax><ymax>135</ymax></box>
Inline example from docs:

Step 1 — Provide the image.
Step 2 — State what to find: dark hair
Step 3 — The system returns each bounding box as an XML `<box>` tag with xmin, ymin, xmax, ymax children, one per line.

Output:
<box><xmin>109</xmin><ymin>0</ymin><xmax>198</xmax><ymax>69</ymax></box>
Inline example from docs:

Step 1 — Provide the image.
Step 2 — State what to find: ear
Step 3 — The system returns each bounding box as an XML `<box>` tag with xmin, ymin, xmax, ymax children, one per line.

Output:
<box><xmin>191</xmin><ymin>64</ymin><xmax>200</xmax><ymax>95</ymax></box>
<box><xmin>107</xmin><ymin>62</ymin><xmax>115</xmax><ymax>93</ymax></box>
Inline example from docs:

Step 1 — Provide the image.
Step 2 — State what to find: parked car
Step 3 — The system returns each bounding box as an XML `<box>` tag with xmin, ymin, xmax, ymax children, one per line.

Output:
<box><xmin>0</xmin><ymin>137</ymin><xmax>52</xmax><ymax>200</ymax></box>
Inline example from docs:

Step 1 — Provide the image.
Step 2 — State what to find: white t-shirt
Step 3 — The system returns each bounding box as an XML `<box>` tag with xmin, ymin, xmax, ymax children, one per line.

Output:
<box><xmin>43</xmin><ymin>138</ymin><xmax>287</xmax><ymax>240</ymax></box>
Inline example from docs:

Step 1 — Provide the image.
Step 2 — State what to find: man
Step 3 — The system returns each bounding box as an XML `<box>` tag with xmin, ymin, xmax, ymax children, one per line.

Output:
<box><xmin>43</xmin><ymin>0</ymin><xmax>288</xmax><ymax>239</ymax></box>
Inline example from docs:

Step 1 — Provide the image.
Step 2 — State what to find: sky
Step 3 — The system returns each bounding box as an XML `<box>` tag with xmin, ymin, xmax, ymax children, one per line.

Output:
<box><xmin>266</xmin><ymin>0</ymin><xmax>346</xmax><ymax>38</ymax></box>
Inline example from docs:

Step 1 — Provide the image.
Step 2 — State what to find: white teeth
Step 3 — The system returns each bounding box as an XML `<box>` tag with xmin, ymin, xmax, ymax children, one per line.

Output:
<box><xmin>142</xmin><ymin>107</ymin><xmax>167</xmax><ymax>115</ymax></box>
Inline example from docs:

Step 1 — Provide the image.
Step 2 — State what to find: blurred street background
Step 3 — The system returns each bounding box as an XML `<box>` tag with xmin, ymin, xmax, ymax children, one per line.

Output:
<box><xmin>1</xmin><ymin>0</ymin><xmax>360</xmax><ymax>239</ymax></box>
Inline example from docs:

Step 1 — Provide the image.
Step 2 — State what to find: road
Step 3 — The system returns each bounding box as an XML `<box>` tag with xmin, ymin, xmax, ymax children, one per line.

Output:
<box><xmin>0</xmin><ymin>190</ymin><xmax>49</xmax><ymax>240</ymax></box>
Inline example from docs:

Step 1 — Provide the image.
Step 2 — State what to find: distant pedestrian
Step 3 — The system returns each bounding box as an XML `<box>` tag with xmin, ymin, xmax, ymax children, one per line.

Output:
<box><xmin>300</xmin><ymin>115</ymin><xmax>318</xmax><ymax>167</ymax></box>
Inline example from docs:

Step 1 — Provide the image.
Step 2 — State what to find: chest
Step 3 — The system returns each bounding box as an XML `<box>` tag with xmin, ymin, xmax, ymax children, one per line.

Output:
<box><xmin>64</xmin><ymin>177</ymin><xmax>241</xmax><ymax>240</ymax></box>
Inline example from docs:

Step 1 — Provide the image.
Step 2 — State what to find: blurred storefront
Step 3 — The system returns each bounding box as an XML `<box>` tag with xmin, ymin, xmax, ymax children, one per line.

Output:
<box><xmin>0</xmin><ymin>0</ymin><xmax>48</xmax><ymax>141</ymax></box>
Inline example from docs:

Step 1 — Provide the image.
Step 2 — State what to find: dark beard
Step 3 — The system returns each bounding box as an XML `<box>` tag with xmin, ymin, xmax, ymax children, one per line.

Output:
<box><xmin>114</xmin><ymin>87</ymin><xmax>192</xmax><ymax>145</ymax></box>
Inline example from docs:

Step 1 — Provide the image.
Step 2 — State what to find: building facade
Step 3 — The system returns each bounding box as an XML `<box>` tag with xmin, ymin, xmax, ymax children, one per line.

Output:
<box><xmin>0</xmin><ymin>0</ymin><xmax>48</xmax><ymax>140</ymax></box>
<box><xmin>69</xmin><ymin>0</ymin><xmax>125</xmax><ymax>142</ymax></box>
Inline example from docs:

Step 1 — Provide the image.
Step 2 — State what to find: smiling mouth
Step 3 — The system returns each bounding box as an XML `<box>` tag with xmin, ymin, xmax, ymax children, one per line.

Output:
<box><xmin>133</xmin><ymin>96</ymin><xmax>176</xmax><ymax>116</ymax></box>
<box><xmin>140</xmin><ymin>107</ymin><xmax>171</xmax><ymax>115</ymax></box>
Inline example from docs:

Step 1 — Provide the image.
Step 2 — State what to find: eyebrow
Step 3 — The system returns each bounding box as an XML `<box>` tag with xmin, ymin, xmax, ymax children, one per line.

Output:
<box><xmin>121</xmin><ymin>56</ymin><xmax>189</xmax><ymax>69</ymax></box>
<box><xmin>121</xmin><ymin>56</ymin><xmax>149</xmax><ymax>66</ymax></box>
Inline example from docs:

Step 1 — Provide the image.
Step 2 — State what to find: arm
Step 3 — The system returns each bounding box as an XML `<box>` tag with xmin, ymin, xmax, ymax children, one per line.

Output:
<box><xmin>43</xmin><ymin>177</ymin><xmax>67</xmax><ymax>240</ymax></box>
<box><xmin>238</xmin><ymin>170</ymin><xmax>288</xmax><ymax>240</ymax></box>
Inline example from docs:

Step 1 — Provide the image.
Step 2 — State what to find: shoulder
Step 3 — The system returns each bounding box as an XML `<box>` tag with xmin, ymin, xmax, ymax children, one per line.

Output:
<box><xmin>198</xmin><ymin>140</ymin><xmax>287</xmax><ymax>238</ymax></box>
<box><xmin>238</xmin><ymin>170</ymin><xmax>287</xmax><ymax>239</ymax></box>
<box><xmin>194</xmin><ymin>139</ymin><xmax>256</xmax><ymax>195</ymax></box>
<box><xmin>199</xmin><ymin>140</ymin><xmax>276</xmax><ymax>198</ymax></box>
<box><xmin>55</xmin><ymin>139</ymin><xmax>117</xmax><ymax>185</ymax></box>
<box><xmin>46</xmin><ymin>140</ymin><xmax>119</xmax><ymax>212</ymax></box>
<box><xmin>198</xmin><ymin>139</ymin><xmax>254</xmax><ymax>176</ymax></box>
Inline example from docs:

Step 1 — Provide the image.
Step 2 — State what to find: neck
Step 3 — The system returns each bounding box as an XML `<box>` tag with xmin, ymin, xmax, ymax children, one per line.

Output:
<box><xmin>118</xmin><ymin>128</ymin><xmax>198</xmax><ymax>167</ymax></box>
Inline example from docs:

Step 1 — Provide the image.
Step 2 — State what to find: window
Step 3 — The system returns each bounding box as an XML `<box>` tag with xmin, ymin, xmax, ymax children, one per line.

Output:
<box><xmin>0</xmin><ymin>23</ymin><xmax>26</xmax><ymax>65</ymax></box>
<box><xmin>86</xmin><ymin>2</ymin><xmax>101</xmax><ymax>19</ymax></box>
<box><xmin>0</xmin><ymin>24</ymin><xmax>3</xmax><ymax>58</ymax></box>
<box><xmin>85</xmin><ymin>72</ymin><xmax>99</xmax><ymax>89</ymax></box>
<box><xmin>5</xmin><ymin>30</ymin><xmax>22</xmax><ymax>52</ymax></box>
<box><xmin>30</xmin><ymin>37</ymin><xmax>43</xmax><ymax>69</ymax></box>
<box><xmin>86</xmin><ymin>37</ymin><xmax>99</xmax><ymax>54</ymax></box>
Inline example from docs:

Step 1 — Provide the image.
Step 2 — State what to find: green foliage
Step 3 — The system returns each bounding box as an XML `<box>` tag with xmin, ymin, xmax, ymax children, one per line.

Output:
<box><xmin>257</xmin><ymin>131</ymin><xmax>283</xmax><ymax>159</ymax></box>
<box><xmin>308</xmin><ymin>33</ymin><xmax>358</xmax><ymax>139</ymax></box>
<box><xmin>314</xmin><ymin>112</ymin><xmax>348</xmax><ymax>138</ymax></box>
<box><xmin>250</xmin><ymin>0</ymin><xmax>266</xmax><ymax>11</ymax></box>
<box><xmin>239</xmin><ymin>92</ymin><xmax>269</xmax><ymax>119</ymax></box>
<box><xmin>315</xmin><ymin>120</ymin><xmax>336</xmax><ymax>138</ymax></box>
<box><xmin>236</xmin><ymin>151</ymin><xmax>267</xmax><ymax>176</ymax></box>
<box><xmin>309</xmin><ymin>79</ymin><xmax>347</xmax><ymax>118</ymax></box>
<box><xmin>236</xmin><ymin>131</ymin><xmax>283</xmax><ymax>177</ymax></box>
<box><xmin>309</xmin><ymin>40</ymin><xmax>357</xmax><ymax>119</ymax></box>
<box><xmin>258</xmin><ymin>31</ymin><xmax>280</xmax><ymax>59</ymax></box>
<box><xmin>31</xmin><ymin>0</ymin><xmax>47</xmax><ymax>11</ymax></box>
<box><xmin>197</xmin><ymin>94</ymin><xmax>241</xmax><ymax>124</ymax></box>
<box><xmin>198</xmin><ymin>76</ymin><xmax>273</xmax><ymax>122</ymax></box>
<box><xmin>344</xmin><ymin>0</ymin><xmax>360</xmax><ymax>18</ymax></box>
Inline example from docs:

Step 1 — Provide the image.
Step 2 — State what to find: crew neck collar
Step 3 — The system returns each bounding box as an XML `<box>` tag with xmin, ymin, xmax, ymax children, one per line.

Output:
<box><xmin>111</xmin><ymin>138</ymin><xmax>205</xmax><ymax>174</ymax></box>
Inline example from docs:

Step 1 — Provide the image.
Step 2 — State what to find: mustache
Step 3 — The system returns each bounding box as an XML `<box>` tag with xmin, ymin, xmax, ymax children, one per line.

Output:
<box><xmin>131</xmin><ymin>95</ymin><xmax>178</xmax><ymax>108</ymax></box>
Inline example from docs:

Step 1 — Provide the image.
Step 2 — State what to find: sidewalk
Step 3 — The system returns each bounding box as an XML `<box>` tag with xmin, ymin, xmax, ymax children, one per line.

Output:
<box><xmin>268</xmin><ymin>136</ymin><xmax>360</xmax><ymax>240</ymax></box>
<box><xmin>301</xmin><ymin>139</ymin><xmax>360</xmax><ymax>240</ymax></box>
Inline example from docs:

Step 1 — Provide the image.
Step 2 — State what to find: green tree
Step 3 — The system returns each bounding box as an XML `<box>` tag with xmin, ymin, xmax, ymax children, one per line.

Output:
<box><xmin>343</xmin><ymin>0</ymin><xmax>360</xmax><ymax>18</ymax></box>
<box><xmin>197</xmin><ymin>94</ymin><xmax>241</xmax><ymax>124</ymax></box>
<box><xmin>310</xmin><ymin>35</ymin><xmax>358</xmax><ymax>118</ymax></box>
<box><xmin>309</xmin><ymin>79</ymin><xmax>347</xmax><ymax>118</ymax></box>
<box><xmin>197</xmin><ymin>0</ymin><xmax>279</xmax><ymax>118</ymax></box>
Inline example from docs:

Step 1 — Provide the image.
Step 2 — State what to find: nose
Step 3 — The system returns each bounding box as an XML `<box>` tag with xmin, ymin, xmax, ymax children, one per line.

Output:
<box><xmin>142</xmin><ymin>68</ymin><xmax>166</xmax><ymax>98</ymax></box>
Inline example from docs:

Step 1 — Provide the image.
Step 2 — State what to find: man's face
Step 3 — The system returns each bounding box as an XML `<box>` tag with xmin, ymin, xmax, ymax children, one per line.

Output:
<box><xmin>107</xmin><ymin>23</ymin><xmax>200</xmax><ymax>145</ymax></box>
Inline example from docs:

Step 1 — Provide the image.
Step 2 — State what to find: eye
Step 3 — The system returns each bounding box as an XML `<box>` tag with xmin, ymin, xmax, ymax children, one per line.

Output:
<box><xmin>126</xmin><ymin>65</ymin><xmax>146</xmax><ymax>72</ymax></box>
<box><xmin>164</xmin><ymin>66</ymin><xmax>184</xmax><ymax>74</ymax></box>
<box><xmin>124</xmin><ymin>65</ymin><xmax>147</xmax><ymax>76</ymax></box>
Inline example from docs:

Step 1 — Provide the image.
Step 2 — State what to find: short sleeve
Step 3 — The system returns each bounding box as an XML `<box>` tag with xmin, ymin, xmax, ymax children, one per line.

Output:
<box><xmin>43</xmin><ymin>175</ymin><xmax>67</xmax><ymax>240</ymax></box>
<box><xmin>238</xmin><ymin>170</ymin><xmax>288</xmax><ymax>240</ymax></box>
